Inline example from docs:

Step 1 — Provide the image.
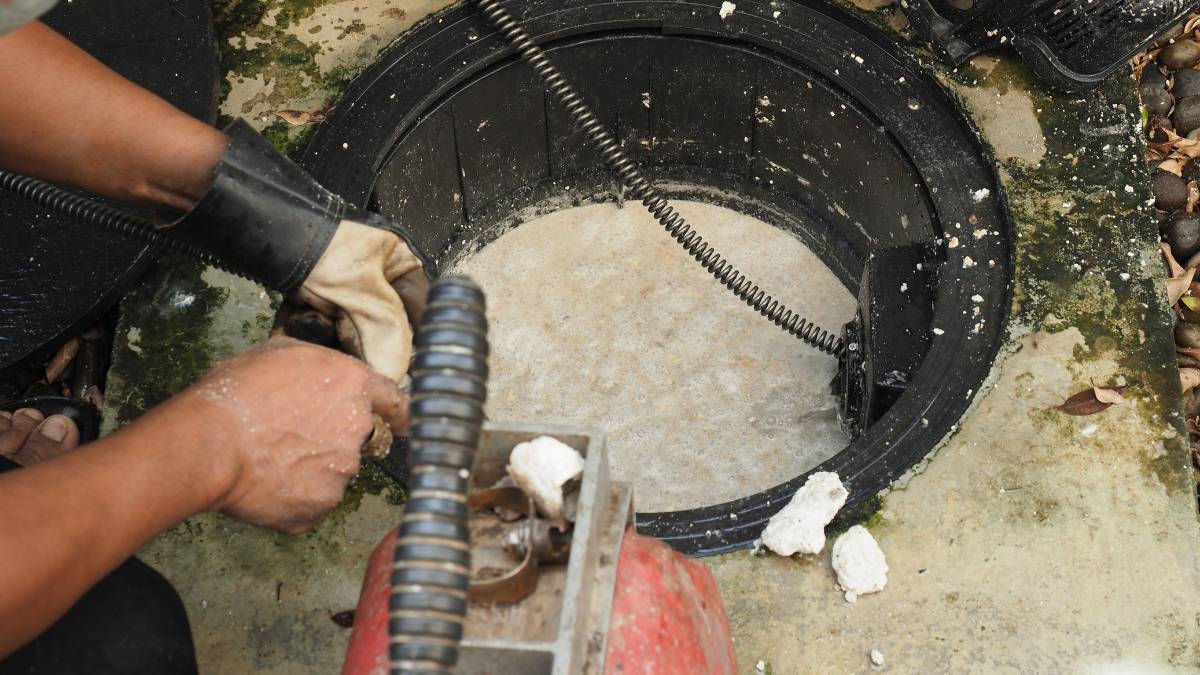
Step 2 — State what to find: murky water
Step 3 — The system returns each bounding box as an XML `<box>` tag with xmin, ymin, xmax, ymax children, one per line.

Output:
<box><xmin>452</xmin><ymin>200</ymin><xmax>856</xmax><ymax>512</ymax></box>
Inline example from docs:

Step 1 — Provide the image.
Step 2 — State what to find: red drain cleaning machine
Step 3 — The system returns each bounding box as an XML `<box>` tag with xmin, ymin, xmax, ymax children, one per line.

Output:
<box><xmin>342</xmin><ymin>277</ymin><xmax>737</xmax><ymax>675</ymax></box>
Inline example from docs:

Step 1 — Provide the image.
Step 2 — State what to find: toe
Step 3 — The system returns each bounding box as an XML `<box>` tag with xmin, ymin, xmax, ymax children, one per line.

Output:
<box><xmin>12</xmin><ymin>415</ymin><xmax>80</xmax><ymax>466</ymax></box>
<box><xmin>0</xmin><ymin>409</ymin><xmax>44</xmax><ymax>461</ymax></box>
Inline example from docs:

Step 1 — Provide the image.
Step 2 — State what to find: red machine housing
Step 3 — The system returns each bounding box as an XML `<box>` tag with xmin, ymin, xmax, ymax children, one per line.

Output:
<box><xmin>342</xmin><ymin>528</ymin><xmax>737</xmax><ymax>675</ymax></box>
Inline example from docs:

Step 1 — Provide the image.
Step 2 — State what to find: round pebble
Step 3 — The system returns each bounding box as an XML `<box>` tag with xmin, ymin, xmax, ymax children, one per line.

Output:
<box><xmin>1175</xmin><ymin>69</ymin><xmax>1200</xmax><ymax>99</ymax></box>
<box><xmin>1160</xmin><ymin>39</ymin><xmax>1200</xmax><ymax>72</ymax></box>
<box><xmin>1177</xmin><ymin>321</ymin><xmax>1200</xmax><ymax>349</ymax></box>
<box><xmin>1153</xmin><ymin>170</ymin><xmax>1189</xmax><ymax>212</ymax></box>
<box><xmin>1156</xmin><ymin>24</ymin><xmax>1186</xmax><ymax>49</ymax></box>
<box><xmin>1186</xmin><ymin>390</ymin><xmax>1200</xmax><ymax>419</ymax></box>
<box><xmin>1144</xmin><ymin>88</ymin><xmax>1175</xmax><ymax>116</ymax></box>
<box><xmin>1142</xmin><ymin>66</ymin><xmax>1169</xmax><ymax>92</ymax></box>
<box><xmin>1165</xmin><ymin>212</ymin><xmax>1200</xmax><ymax>260</ymax></box>
<box><xmin>1183</xmin><ymin>159</ymin><xmax>1200</xmax><ymax>185</ymax></box>
<box><xmin>1172</xmin><ymin>95</ymin><xmax>1200</xmax><ymax>136</ymax></box>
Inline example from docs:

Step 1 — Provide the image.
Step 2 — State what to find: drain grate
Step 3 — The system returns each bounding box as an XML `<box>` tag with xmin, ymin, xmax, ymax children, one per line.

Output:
<box><xmin>904</xmin><ymin>0</ymin><xmax>1192</xmax><ymax>90</ymax></box>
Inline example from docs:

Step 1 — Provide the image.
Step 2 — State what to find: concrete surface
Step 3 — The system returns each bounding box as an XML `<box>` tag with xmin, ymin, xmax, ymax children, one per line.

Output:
<box><xmin>98</xmin><ymin>0</ymin><xmax>1200</xmax><ymax>673</ymax></box>
<box><xmin>453</xmin><ymin>200</ymin><xmax>853</xmax><ymax>512</ymax></box>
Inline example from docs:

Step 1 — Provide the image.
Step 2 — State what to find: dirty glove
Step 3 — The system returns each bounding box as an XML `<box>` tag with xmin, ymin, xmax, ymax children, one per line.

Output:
<box><xmin>159</xmin><ymin>119</ymin><xmax>433</xmax><ymax>382</ymax></box>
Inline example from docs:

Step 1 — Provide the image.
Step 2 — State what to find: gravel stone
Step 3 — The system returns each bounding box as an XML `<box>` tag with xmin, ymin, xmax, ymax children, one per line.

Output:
<box><xmin>1161</xmin><ymin>39</ymin><xmax>1200</xmax><ymax>72</ymax></box>
<box><xmin>1142</xmin><ymin>66</ymin><xmax>1170</xmax><ymax>92</ymax></box>
<box><xmin>1174</xmin><ymin>69</ymin><xmax>1200</xmax><ymax>99</ymax></box>
<box><xmin>1172</xmin><ymin>95</ymin><xmax>1200</xmax><ymax>136</ymax></box>
<box><xmin>1182</xmin><ymin>159</ymin><xmax>1200</xmax><ymax>185</ymax></box>
<box><xmin>1176</xmin><ymin>321</ymin><xmax>1200</xmax><ymax>349</ymax></box>
<box><xmin>1153</xmin><ymin>170</ymin><xmax>1190</xmax><ymax>212</ymax></box>
<box><xmin>1165</xmin><ymin>212</ymin><xmax>1200</xmax><ymax>260</ymax></box>
<box><xmin>1144</xmin><ymin>88</ymin><xmax>1175</xmax><ymax>116</ymax></box>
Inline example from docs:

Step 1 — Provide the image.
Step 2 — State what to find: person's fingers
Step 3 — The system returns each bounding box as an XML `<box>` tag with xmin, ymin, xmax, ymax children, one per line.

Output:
<box><xmin>364</xmin><ymin>367</ymin><xmax>411</xmax><ymax>434</ymax></box>
<box><xmin>16</xmin><ymin>415</ymin><xmax>80</xmax><ymax>465</ymax></box>
<box><xmin>0</xmin><ymin>409</ymin><xmax>43</xmax><ymax>459</ymax></box>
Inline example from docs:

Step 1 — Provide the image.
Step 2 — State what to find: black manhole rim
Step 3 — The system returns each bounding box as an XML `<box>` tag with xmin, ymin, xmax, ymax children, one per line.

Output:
<box><xmin>302</xmin><ymin>0</ymin><xmax>1013</xmax><ymax>555</ymax></box>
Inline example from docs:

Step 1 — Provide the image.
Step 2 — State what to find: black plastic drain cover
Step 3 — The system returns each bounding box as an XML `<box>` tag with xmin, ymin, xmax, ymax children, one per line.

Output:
<box><xmin>301</xmin><ymin>0</ymin><xmax>1013</xmax><ymax>555</ymax></box>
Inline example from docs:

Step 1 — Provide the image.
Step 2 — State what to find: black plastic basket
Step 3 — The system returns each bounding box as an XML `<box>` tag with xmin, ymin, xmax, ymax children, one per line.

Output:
<box><xmin>902</xmin><ymin>0</ymin><xmax>1195</xmax><ymax>90</ymax></box>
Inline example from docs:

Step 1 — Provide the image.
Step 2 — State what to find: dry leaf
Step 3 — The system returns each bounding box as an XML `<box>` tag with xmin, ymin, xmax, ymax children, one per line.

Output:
<box><xmin>1167</xmin><ymin>266</ymin><xmax>1197</xmax><ymax>306</ymax></box>
<box><xmin>44</xmin><ymin>338</ymin><xmax>79</xmax><ymax>383</ymax></box>
<box><xmin>276</xmin><ymin>109</ymin><xmax>327</xmax><ymax>126</ymax></box>
<box><xmin>1190</xmin><ymin>181</ymin><xmax>1200</xmax><ymax>213</ymax></box>
<box><xmin>1184</xmin><ymin>368</ymin><xmax>1200</xmax><ymax>393</ymax></box>
<box><xmin>1057</xmin><ymin>385</ymin><xmax>1127</xmax><ymax>416</ymax></box>
<box><xmin>1093</xmin><ymin>386</ymin><xmax>1126</xmax><ymax>405</ymax></box>
<box><xmin>1160</xmin><ymin>157</ymin><xmax>1188</xmax><ymax>176</ymax></box>
<box><xmin>1163</xmin><ymin>242</ymin><xmax>1185</xmax><ymax>278</ymax></box>
<box><xmin>1178</xmin><ymin>346</ymin><xmax>1200</xmax><ymax>360</ymax></box>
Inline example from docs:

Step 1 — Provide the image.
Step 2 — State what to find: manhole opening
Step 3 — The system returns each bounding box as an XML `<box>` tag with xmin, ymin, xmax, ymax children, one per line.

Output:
<box><xmin>302</xmin><ymin>0</ymin><xmax>1013</xmax><ymax>554</ymax></box>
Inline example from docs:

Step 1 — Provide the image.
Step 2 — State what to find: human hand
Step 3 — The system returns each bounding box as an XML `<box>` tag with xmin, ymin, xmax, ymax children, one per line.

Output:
<box><xmin>297</xmin><ymin>218</ymin><xmax>429</xmax><ymax>384</ymax></box>
<box><xmin>172</xmin><ymin>336</ymin><xmax>409</xmax><ymax>533</ymax></box>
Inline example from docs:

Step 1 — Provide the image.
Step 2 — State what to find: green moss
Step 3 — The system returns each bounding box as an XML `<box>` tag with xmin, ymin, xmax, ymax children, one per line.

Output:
<box><xmin>966</xmin><ymin>57</ymin><xmax>1190</xmax><ymax>491</ymax></box>
<box><xmin>108</xmin><ymin>254</ymin><xmax>231</xmax><ymax>427</ymax></box>
<box><xmin>346</xmin><ymin>461</ymin><xmax>408</xmax><ymax>508</ymax></box>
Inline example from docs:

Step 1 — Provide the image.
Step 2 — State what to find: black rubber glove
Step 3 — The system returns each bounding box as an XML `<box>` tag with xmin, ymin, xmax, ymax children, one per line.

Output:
<box><xmin>162</xmin><ymin>119</ymin><xmax>434</xmax><ymax>381</ymax></box>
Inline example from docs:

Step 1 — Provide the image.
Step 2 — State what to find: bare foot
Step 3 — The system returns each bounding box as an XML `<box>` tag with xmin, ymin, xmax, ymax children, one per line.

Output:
<box><xmin>0</xmin><ymin>409</ymin><xmax>80</xmax><ymax>467</ymax></box>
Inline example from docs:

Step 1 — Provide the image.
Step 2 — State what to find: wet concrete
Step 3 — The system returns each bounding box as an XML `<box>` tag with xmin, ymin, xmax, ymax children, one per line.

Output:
<box><xmin>99</xmin><ymin>1</ymin><xmax>1200</xmax><ymax>673</ymax></box>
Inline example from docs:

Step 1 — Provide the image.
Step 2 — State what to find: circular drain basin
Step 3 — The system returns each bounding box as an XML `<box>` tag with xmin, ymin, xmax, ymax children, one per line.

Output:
<box><xmin>301</xmin><ymin>0</ymin><xmax>1013</xmax><ymax>555</ymax></box>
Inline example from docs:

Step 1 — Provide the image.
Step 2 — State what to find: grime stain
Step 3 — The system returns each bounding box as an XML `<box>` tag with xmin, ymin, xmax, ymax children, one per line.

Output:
<box><xmin>949</xmin><ymin>56</ymin><xmax>1188</xmax><ymax>491</ymax></box>
<box><xmin>211</xmin><ymin>0</ymin><xmax>452</xmax><ymax>152</ymax></box>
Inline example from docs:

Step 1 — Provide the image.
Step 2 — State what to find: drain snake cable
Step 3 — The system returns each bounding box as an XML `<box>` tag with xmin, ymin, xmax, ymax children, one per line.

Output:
<box><xmin>476</xmin><ymin>0</ymin><xmax>844</xmax><ymax>356</ymax></box>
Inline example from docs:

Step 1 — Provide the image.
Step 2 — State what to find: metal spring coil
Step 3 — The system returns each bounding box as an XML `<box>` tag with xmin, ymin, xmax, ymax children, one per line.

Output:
<box><xmin>0</xmin><ymin>169</ymin><xmax>248</xmax><ymax>280</ymax></box>
<box><xmin>390</xmin><ymin>277</ymin><xmax>489</xmax><ymax>675</ymax></box>
<box><xmin>476</xmin><ymin>0</ymin><xmax>844</xmax><ymax>356</ymax></box>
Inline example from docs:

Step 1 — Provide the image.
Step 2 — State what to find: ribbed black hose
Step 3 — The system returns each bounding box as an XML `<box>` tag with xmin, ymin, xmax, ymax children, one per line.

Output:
<box><xmin>0</xmin><ymin>169</ymin><xmax>251</xmax><ymax>281</ymax></box>
<box><xmin>390</xmin><ymin>276</ymin><xmax>488</xmax><ymax>675</ymax></box>
<box><xmin>475</xmin><ymin>0</ymin><xmax>844</xmax><ymax>356</ymax></box>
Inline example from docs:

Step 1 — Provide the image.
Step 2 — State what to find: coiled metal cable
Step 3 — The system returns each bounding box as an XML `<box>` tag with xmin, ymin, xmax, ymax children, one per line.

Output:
<box><xmin>0</xmin><ymin>169</ymin><xmax>251</xmax><ymax>280</ymax></box>
<box><xmin>476</xmin><ymin>0</ymin><xmax>844</xmax><ymax>356</ymax></box>
<box><xmin>390</xmin><ymin>277</ymin><xmax>489</xmax><ymax>675</ymax></box>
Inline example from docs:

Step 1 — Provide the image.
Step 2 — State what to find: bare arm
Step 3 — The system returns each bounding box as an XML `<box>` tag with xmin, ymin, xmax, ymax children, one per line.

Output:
<box><xmin>0</xmin><ymin>21</ymin><xmax>227</xmax><ymax>210</ymax></box>
<box><xmin>0</xmin><ymin>338</ymin><xmax>410</xmax><ymax>657</ymax></box>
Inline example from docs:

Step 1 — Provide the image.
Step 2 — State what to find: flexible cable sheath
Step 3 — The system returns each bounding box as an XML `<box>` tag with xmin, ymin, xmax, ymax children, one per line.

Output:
<box><xmin>389</xmin><ymin>277</ymin><xmax>488</xmax><ymax>675</ymax></box>
<box><xmin>476</xmin><ymin>0</ymin><xmax>844</xmax><ymax>355</ymax></box>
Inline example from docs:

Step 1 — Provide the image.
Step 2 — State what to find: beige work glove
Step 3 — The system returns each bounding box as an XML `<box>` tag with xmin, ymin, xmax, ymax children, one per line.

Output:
<box><xmin>295</xmin><ymin>220</ymin><xmax>429</xmax><ymax>383</ymax></box>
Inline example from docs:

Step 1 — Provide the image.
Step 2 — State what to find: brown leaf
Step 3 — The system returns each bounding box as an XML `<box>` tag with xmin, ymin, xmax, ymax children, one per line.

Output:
<box><xmin>1163</xmin><ymin>242</ymin><xmax>1185</xmax><ymax>278</ymax></box>
<box><xmin>1160</xmin><ymin>157</ymin><xmax>1188</xmax><ymax>176</ymax></box>
<box><xmin>44</xmin><ymin>338</ymin><xmax>80</xmax><ymax>383</ymax></box>
<box><xmin>1057</xmin><ymin>385</ymin><xmax>1127</xmax><ymax>416</ymax></box>
<box><xmin>1190</xmin><ymin>181</ymin><xmax>1200</xmax><ymax>213</ymax></box>
<box><xmin>1167</xmin><ymin>266</ymin><xmax>1197</xmax><ymax>306</ymax></box>
<box><xmin>1093</xmin><ymin>386</ymin><xmax>1125</xmax><ymax>405</ymax></box>
<box><xmin>1183</xmin><ymin>368</ymin><xmax>1200</xmax><ymax>394</ymax></box>
<box><xmin>276</xmin><ymin>109</ymin><xmax>327</xmax><ymax>126</ymax></box>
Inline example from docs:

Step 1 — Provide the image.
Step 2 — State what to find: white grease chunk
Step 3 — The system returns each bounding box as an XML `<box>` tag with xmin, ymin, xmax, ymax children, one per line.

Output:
<box><xmin>506</xmin><ymin>436</ymin><xmax>585</xmax><ymax>521</ymax></box>
<box><xmin>831</xmin><ymin>525</ymin><xmax>889</xmax><ymax>602</ymax></box>
<box><xmin>760</xmin><ymin>472</ymin><xmax>848</xmax><ymax>556</ymax></box>
<box><xmin>719</xmin><ymin>1</ymin><xmax>736</xmax><ymax>18</ymax></box>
